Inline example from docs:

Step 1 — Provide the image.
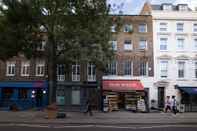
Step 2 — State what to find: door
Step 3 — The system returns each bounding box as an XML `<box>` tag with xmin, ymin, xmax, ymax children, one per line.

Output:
<box><xmin>36</xmin><ymin>89</ymin><xmax>43</xmax><ymax>107</ymax></box>
<box><xmin>158</xmin><ymin>87</ymin><xmax>165</xmax><ymax>108</ymax></box>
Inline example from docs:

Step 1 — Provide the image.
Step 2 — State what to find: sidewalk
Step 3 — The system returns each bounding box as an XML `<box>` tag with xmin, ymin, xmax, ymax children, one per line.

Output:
<box><xmin>0</xmin><ymin>111</ymin><xmax>197</xmax><ymax>125</ymax></box>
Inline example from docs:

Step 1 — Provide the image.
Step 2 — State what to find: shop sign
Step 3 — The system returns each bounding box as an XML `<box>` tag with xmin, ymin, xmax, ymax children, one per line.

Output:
<box><xmin>103</xmin><ymin>80</ymin><xmax>144</xmax><ymax>91</ymax></box>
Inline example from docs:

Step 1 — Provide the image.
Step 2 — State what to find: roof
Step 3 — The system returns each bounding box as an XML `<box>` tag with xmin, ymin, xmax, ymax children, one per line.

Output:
<box><xmin>151</xmin><ymin>4</ymin><xmax>192</xmax><ymax>11</ymax></box>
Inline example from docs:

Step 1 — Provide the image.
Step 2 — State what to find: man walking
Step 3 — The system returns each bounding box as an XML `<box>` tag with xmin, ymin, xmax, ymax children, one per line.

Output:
<box><xmin>171</xmin><ymin>96</ymin><xmax>177</xmax><ymax>115</ymax></box>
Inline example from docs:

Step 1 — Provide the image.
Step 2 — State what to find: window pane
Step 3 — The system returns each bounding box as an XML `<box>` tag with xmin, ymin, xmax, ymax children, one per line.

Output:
<box><xmin>139</xmin><ymin>24</ymin><xmax>147</xmax><ymax>32</ymax></box>
<box><xmin>18</xmin><ymin>89</ymin><xmax>28</xmax><ymax>99</ymax></box>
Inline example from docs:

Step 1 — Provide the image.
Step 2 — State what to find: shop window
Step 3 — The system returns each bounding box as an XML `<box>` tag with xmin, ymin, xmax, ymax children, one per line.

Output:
<box><xmin>2</xmin><ymin>89</ymin><xmax>14</xmax><ymax>100</ymax></box>
<box><xmin>18</xmin><ymin>89</ymin><xmax>28</xmax><ymax>99</ymax></box>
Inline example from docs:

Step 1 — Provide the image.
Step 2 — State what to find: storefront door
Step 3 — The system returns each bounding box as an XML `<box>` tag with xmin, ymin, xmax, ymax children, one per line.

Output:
<box><xmin>36</xmin><ymin>89</ymin><xmax>43</xmax><ymax>107</ymax></box>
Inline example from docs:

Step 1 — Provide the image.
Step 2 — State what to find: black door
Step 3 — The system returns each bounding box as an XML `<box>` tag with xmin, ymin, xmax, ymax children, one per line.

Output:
<box><xmin>36</xmin><ymin>89</ymin><xmax>43</xmax><ymax>107</ymax></box>
<box><xmin>158</xmin><ymin>87</ymin><xmax>165</xmax><ymax>108</ymax></box>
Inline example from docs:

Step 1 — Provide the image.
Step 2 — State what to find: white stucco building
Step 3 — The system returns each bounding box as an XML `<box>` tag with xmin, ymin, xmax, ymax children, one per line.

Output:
<box><xmin>141</xmin><ymin>2</ymin><xmax>197</xmax><ymax>111</ymax></box>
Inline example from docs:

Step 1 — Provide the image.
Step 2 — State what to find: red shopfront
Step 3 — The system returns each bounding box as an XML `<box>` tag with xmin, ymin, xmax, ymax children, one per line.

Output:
<box><xmin>102</xmin><ymin>80</ymin><xmax>145</xmax><ymax>112</ymax></box>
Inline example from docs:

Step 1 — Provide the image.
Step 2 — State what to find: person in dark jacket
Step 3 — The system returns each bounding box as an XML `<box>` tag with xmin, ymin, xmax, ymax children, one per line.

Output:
<box><xmin>84</xmin><ymin>98</ymin><xmax>93</xmax><ymax>116</ymax></box>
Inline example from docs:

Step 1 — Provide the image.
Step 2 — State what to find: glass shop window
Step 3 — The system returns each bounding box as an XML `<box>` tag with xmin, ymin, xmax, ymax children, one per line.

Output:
<box><xmin>18</xmin><ymin>89</ymin><xmax>28</xmax><ymax>99</ymax></box>
<box><xmin>2</xmin><ymin>88</ymin><xmax>14</xmax><ymax>100</ymax></box>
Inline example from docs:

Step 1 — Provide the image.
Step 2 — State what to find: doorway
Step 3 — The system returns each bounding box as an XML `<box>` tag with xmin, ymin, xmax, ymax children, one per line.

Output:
<box><xmin>158</xmin><ymin>87</ymin><xmax>165</xmax><ymax>108</ymax></box>
<box><xmin>36</xmin><ymin>89</ymin><xmax>43</xmax><ymax>107</ymax></box>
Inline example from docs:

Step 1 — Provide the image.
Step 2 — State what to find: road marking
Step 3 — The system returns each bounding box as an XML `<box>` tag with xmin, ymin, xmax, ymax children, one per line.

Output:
<box><xmin>0</xmin><ymin>123</ymin><xmax>197</xmax><ymax>129</ymax></box>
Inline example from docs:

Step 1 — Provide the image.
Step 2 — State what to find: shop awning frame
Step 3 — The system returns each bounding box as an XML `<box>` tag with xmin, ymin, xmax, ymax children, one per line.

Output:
<box><xmin>102</xmin><ymin>80</ymin><xmax>144</xmax><ymax>92</ymax></box>
<box><xmin>0</xmin><ymin>81</ymin><xmax>48</xmax><ymax>88</ymax></box>
<box><xmin>177</xmin><ymin>85</ymin><xmax>197</xmax><ymax>95</ymax></box>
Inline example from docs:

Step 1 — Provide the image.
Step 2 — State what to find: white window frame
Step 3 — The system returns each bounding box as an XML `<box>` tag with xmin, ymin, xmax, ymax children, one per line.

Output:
<box><xmin>139</xmin><ymin>39</ymin><xmax>147</xmax><ymax>50</ymax></box>
<box><xmin>108</xmin><ymin>61</ymin><xmax>117</xmax><ymax>75</ymax></box>
<box><xmin>123</xmin><ymin>61</ymin><xmax>133</xmax><ymax>76</ymax></box>
<box><xmin>140</xmin><ymin>61</ymin><xmax>148</xmax><ymax>76</ymax></box>
<box><xmin>178</xmin><ymin>5</ymin><xmax>188</xmax><ymax>11</ymax></box>
<box><xmin>193</xmin><ymin>23</ymin><xmax>197</xmax><ymax>33</ymax></box>
<box><xmin>160</xmin><ymin>60</ymin><xmax>168</xmax><ymax>78</ymax></box>
<box><xmin>21</xmin><ymin>61</ymin><xmax>30</xmax><ymax>76</ymax></box>
<box><xmin>87</xmin><ymin>63</ymin><xmax>96</xmax><ymax>81</ymax></box>
<box><xmin>177</xmin><ymin>61</ymin><xmax>185</xmax><ymax>78</ymax></box>
<box><xmin>159</xmin><ymin>23</ymin><xmax>168</xmax><ymax>32</ymax></box>
<box><xmin>57</xmin><ymin>64</ymin><xmax>65</xmax><ymax>81</ymax></box>
<box><xmin>177</xmin><ymin>37</ymin><xmax>185</xmax><ymax>51</ymax></box>
<box><xmin>36</xmin><ymin>61</ymin><xmax>45</xmax><ymax>76</ymax></box>
<box><xmin>72</xmin><ymin>64</ymin><xmax>80</xmax><ymax>81</ymax></box>
<box><xmin>159</xmin><ymin>38</ymin><xmax>168</xmax><ymax>51</ymax></box>
<box><xmin>6</xmin><ymin>62</ymin><xmax>16</xmax><ymax>76</ymax></box>
<box><xmin>177</xmin><ymin>23</ymin><xmax>184</xmax><ymax>32</ymax></box>
<box><xmin>163</xmin><ymin>4</ymin><xmax>172</xmax><ymax>11</ymax></box>
<box><xmin>124</xmin><ymin>40</ymin><xmax>133</xmax><ymax>51</ymax></box>
<box><xmin>139</xmin><ymin>23</ymin><xmax>147</xmax><ymax>33</ymax></box>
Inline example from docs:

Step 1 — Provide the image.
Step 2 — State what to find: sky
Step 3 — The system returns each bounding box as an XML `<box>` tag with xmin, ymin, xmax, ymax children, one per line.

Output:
<box><xmin>108</xmin><ymin>0</ymin><xmax>197</xmax><ymax>14</ymax></box>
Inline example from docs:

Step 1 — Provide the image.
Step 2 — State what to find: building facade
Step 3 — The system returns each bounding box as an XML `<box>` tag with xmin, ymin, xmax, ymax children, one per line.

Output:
<box><xmin>102</xmin><ymin>15</ymin><xmax>154</xmax><ymax>112</ymax></box>
<box><xmin>56</xmin><ymin>61</ymin><xmax>102</xmax><ymax>111</ymax></box>
<box><xmin>0</xmin><ymin>53</ymin><xmax>48</xmax><ymax>110</ymax></box>
<box><xmin>141</xmin><ymin>2</ymin><xmax>197</xmax><ymax>111</ymax></box>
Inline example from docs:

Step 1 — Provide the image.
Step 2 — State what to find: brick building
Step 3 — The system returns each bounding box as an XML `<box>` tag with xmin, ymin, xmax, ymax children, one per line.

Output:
<box><xmin>0</xmin><ymin>42</ymin><xmax>48</xmax><ymax>110</ymax></box>
<box><xmin>102</xmin><ymin>15</ymin><xmax>154</xmax><ymax>112</ymax></box>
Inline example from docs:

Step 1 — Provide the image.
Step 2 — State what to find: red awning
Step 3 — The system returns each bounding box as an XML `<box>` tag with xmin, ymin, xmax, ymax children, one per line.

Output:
<box><xmin>102</xmin><ymin>80</ymin><xmax>144</xmax><ymax>91</ymax></box>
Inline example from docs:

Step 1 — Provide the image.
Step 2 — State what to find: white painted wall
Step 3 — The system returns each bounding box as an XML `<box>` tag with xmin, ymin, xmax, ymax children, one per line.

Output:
<box><xmin>152</xmin><ymin>9</ymin><xmax>197</xmax><ymax>107</ymax></box>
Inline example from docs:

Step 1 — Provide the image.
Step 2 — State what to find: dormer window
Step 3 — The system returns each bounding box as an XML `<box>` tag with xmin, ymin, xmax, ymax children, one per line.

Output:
<box><xmin>178</xmin><ymin>4</ymin><xmax>188</xmax><ymax>11</ymax></box>
<box><xmin>162</xmin><ymin>4</ymin><xmax>172</xmax><ymax>11</ymax></box>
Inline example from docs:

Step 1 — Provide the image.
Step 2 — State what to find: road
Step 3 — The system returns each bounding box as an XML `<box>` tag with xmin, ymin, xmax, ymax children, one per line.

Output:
<box><xmin>0</xmin><ymin>124</ymin><xmax>197</xmax><ymax>131</ymax></box>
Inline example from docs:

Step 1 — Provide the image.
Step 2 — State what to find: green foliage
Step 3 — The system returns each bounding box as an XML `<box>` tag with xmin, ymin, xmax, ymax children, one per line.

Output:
<box><xmin>0</xmin><ymin>0</ymin><xmax>114</xmax><ymax>70</ymax></box>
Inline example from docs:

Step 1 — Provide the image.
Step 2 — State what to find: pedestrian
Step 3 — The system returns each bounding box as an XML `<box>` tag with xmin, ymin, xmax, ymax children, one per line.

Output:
<box><xmin>84</xmin><ymin>98</ymin><xmax>93</xmax><ymax>116</ymax></box>
<box><xmin>171</xmin><ymin>96</ymin><xmax>177</xmax><ymax>115</ymax></box>
<box><xmin>164</xmin><ymin>96</ymin><xmax>171</xmax><ymax>113</ymax></box>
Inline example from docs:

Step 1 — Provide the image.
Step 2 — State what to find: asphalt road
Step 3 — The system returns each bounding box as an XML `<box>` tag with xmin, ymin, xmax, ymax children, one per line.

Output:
<box><xmin>0</xmin><ymin>124</ymin><xmax>197</xmax><ymax>131</ymax></box>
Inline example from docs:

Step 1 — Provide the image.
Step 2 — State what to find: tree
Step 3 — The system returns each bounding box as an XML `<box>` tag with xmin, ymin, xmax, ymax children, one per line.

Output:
<box><xmin>0</xmin><ymin>0</ymin><xmax>114</xmax><ymax>103</ymax></box>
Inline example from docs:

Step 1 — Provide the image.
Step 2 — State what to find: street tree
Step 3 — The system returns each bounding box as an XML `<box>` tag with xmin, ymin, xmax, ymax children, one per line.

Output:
<box><xmin>0</xmin><ymin>0</ymin><xmax>114</xmax><ymax>103</ymax></box>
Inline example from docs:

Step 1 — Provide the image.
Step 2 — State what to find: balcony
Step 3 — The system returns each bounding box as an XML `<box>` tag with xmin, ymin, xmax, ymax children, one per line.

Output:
<box><xmin>87</xmin><ymin>75</ymin><xmax>96</xmax><ymax>82</ymax></box>
<box><xmin>57</xmin><ymin>75</ymin><xmax>65</xmax><ymax>81</ymax></box>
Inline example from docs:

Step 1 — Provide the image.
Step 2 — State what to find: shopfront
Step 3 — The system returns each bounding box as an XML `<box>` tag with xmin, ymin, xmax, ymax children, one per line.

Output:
<box><xmin>102</xmin><ymin>80</ymin><xmax>146</xmax><ymax>112</ymax></box>
<box><xmin>177</xmin><ymin>85</ymin><xmax>197</xmax><ymax>112</ymax></box>
<box><xmin>0</xmin><ymin>81</ymin><xmax>48</xmax><ymax>110</ymax></box>
<box><xmin>56</xmin><ymin>82</ymin><xmax>100</xmax><ymax>111</ymax></box>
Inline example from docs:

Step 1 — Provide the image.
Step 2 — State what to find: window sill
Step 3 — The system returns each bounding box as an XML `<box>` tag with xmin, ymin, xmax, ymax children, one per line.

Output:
<box><xmin>175</xmin><ymin>32</ymin><xmax>188</xmax><ymax>35</ymax></box>
<box><xmin>176</xmin><ymin>78</ymin><xmax>188</xmax><ymax>81</ymax></box>
<box><xmin>36</xmin><ymin>75</ymin><xmax>45</xmax><ymax>77</ymax></box>
<box><xmin>157</xmin><ymin>32</ymin><xmax>171</xmax><ymax>35</ymax></box>
<box><xmin>21</xmin><ymin>75</ymin><xmax>30</xmax><ymax>77</ymax></box>
<box><xmin>6</xmin><ymin>74</ymin><xmax>15</xmax><ymax>77</ymax></box>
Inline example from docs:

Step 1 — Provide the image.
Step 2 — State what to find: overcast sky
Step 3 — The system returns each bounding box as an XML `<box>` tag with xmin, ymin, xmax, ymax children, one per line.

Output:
<box><xmin>108</xmin><ymin>0</ymin><xmax>197</xmax><ymax>14</ymax></box>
